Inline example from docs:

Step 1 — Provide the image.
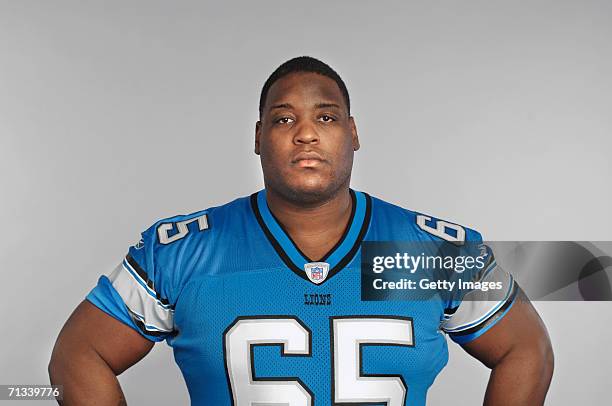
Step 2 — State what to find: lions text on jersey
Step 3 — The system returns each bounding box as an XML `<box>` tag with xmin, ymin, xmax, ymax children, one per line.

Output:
<box><xmin>87</xmin><ymin>189</ymin><xmax>517</xmax><ymax>405</ymax></box>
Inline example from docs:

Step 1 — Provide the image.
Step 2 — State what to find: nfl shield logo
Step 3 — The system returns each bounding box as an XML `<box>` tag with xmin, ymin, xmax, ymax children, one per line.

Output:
<box><xmin>304</xmin><ymin>262</ymin><xmax>330</xmax><ymax>284</ymax></box>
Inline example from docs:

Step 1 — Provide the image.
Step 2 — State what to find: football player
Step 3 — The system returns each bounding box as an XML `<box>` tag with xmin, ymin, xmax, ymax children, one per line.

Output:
<box><xmin>49</xmin><ymin>56</ymin><xmax>553</xmax><ymax>405</ymax></box>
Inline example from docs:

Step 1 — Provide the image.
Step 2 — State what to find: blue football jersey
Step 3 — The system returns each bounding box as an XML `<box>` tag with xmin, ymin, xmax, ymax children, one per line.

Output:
<box><xmin>87</xmin><ymin>189</ymin><xmax>517</xmax><ymax>406</ymax></box>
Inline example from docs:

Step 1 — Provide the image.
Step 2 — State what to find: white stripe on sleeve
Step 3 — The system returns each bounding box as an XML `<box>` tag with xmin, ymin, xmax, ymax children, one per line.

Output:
<box><xmin>107</xmin><ymin>263</ymin><xmax>174</xmax><ymax>333</ymax></box>
<box><xmin>441</xmin><ymin>264</ymin><xmax>514</xmax><ymax>333</ymax></box>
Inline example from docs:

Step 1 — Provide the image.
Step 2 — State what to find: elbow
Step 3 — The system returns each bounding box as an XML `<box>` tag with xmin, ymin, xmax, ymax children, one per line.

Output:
<box><xmin>48</xmin><ymin>353</ymin><xmax>66</xmax><ymax>405</ymax></box>
<box><xmin>48</xmin><ymin>337</ymin><xmax>72</xmax><ymax>386</ymax></box>
<box><xmin>47</xmin><ymin>360</ymin><xmax>54</xmax><ymax>383</ymax></box>
<box><xmin>540</xmin><ymin>335</ymin><xmax>555</xmax><ymax>383</ymax></box>
<box><xmin>517</xmin><ymin>329</ymin><xmax>554</xmax><ymax>390</ymax></box>
<box><xmin>48</xmin><ymin>348</ymin><xmax>63</xmax><ymax>385</ymax></box>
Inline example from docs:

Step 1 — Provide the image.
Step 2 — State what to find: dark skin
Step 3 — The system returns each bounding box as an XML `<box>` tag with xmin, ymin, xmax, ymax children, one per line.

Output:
<box><xmin>48</xmin><ymin>300</ymin><xmax>151</xmax><ymax>405</ymax></box>
<box><xmin>464</xmin><ymin>290</ymin><xmax>554</xmax><ymax>405</ymax></box>
<box><xmin>49</xmin><ymin>71</ymin><xmax>553</xmax><ymax>405</ymax></box>
<box><xmin>255</xmin><ymin>72</ymin><xmax>360</xmax><ymax>260</ymax></box>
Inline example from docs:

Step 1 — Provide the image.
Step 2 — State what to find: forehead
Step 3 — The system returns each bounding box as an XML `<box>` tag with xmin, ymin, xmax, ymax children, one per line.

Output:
<box><xmin>264</xmin><ymin>72</ymin><xmax>347</xmax><ymax>113</ymax></box>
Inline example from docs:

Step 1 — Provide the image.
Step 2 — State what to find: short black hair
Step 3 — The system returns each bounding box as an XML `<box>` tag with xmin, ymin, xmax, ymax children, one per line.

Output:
<box><xmin>259</xmin><ymin>56</ymin><xmax>350</xmax><ymax>118</ymax></box>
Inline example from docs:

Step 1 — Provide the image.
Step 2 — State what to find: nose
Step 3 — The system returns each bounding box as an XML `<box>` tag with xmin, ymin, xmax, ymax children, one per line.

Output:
<box><xmin>293</xmin><ymin>121</ymin><xmax>320</xmax><ymax>145</ymax></box>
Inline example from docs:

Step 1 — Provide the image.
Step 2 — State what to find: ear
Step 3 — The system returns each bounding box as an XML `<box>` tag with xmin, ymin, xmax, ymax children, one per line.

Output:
<box><xmin>254</xmin><ymin>120</ymin><xmax>261</xmax><ymax>155</ymax></box>
<box><xmin>349</xmin><ymin>116</ymin><xmax>360</xmax><ymax>151</ymax></box>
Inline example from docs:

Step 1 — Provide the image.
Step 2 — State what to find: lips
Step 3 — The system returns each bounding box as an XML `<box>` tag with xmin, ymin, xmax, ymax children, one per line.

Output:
<box><xmin>292</xmin><ymin>151</ymin><xmax>325</xmax><ymax>163</ymax></box>
<box><xmin>292</xmin><ymin>151</ymin><xmax>326</xmax><ymax>168</ymax></box>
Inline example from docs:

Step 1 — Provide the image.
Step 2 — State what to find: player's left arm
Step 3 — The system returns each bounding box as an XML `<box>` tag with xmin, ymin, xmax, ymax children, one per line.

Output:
<box><xmin>461</xmin><ymin>288</ymin><xmax>554</xmax><ymax>406</ymax></box>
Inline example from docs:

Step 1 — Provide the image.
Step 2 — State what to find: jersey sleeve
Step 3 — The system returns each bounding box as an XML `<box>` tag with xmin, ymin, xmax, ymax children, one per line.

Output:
<box><xmin>440</xmin><ymin>231</ymin><xmax>518</xmax><ymax>345</ymax></box>
<box><xmin>86</xmin><ymin>223</ymin><xmax>176</xmax><ymax>342</ymax></box>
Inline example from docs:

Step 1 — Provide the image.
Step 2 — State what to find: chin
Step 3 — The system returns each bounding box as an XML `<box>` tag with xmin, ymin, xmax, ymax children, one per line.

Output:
<box><xmin>265</xmin><ymin>167</ymin><xmax>350</xmax><ymax>205</ymax></box>
<box><xmin>285</xmin><ymin>177</ymin><xmax>342</xmax><ymax>205</ymax></box>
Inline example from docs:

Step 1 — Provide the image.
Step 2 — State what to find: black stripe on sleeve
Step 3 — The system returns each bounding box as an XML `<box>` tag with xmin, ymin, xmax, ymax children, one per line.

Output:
<box><xmin>449</xmin><ymin>281</ymin><xmax>519</xmax><ymax>338</ymax></box>
<box><xmin>125</xmin><ymin>254</ymin><xmax>172</xmax><ymax>308</ymax></box>
<box><xmin>126</xmin><ymin>308</ymin><xmax>174</xmax><ymax>338</ymax></box>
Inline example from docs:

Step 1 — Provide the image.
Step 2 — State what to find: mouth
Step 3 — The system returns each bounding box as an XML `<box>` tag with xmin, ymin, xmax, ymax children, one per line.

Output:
<box><xmin>292</xmin><ymin>151</ymin><xmax>326</xmax><ymax>168</ymax></box>
<box><xmin>295</xmin><ymin>159</ymin><xmax>322</xmax><ymax>168</ymax></box>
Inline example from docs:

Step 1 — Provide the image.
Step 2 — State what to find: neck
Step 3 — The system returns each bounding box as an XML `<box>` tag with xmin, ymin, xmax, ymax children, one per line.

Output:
<box><xmin>264</xmin><ymin>187</ymin><xmax>353</xmax><ymax>260</ymax></box>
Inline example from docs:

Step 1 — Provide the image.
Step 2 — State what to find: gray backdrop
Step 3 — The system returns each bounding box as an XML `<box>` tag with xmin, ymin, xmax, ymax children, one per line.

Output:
<box><xmin>1</xmin><ymin>1</ymin><xmax>610</xmax><ymax>404</ymax></box>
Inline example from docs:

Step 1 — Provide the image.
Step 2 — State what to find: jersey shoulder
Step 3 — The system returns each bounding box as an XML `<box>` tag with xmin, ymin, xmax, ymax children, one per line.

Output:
<box><xmin>141</xmin><ymin>195</ymin><xmax>252</xmax><ymax>270</ymax></box>
<box><xmin>86</xmin><ymin>194</ymin><xmax>256</xmax><ymax>341</ymax></box>
<box><xmin>368</xmin><ymin>194</ymin><xmax>483</xmax><ymax>243</ymax></box>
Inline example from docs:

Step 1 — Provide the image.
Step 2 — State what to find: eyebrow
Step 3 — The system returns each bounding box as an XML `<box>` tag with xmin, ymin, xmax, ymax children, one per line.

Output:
<box><xmin>269</xmin><ymin>103</ymin><xmax>294</xmax><ymax>111</ymax></box>
<box><xmin>314</xmin><ymin>102</ymin><xmax>341</xmax><ymax>110</ymax></box>
<box><xmin>268</xmin><ymin>102</ymin><xmax>343</xmax><ymax>111</ymax></box>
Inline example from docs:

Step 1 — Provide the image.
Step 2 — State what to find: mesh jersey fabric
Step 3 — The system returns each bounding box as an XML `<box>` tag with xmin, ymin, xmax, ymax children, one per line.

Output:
<box><xmin>86</xmin><ymin>189</ymin><xmax>517</xmax><ymax>405</ymax></box>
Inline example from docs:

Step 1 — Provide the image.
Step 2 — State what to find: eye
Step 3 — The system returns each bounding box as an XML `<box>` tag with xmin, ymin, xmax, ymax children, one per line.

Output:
<box><xmin>275</xmin><ymin>117</ymin><xmax>294</xmax><ymax>125</ymax></box>
<box><xmin>319</xmin><ymin>114</ymin><xmax>336</xmax><ymax>122</ymax></box>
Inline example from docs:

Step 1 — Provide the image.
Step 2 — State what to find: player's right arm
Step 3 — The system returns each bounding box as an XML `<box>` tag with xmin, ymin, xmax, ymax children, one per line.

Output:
<box><xmin>48</xmin><ymin>300</ymin><xmax>154</xmax><ymax>405</ymax></box>
<box><xmin>49</xmin><ymin>219</ymin><xmax>181</xmax><ymax>405</ymax></box>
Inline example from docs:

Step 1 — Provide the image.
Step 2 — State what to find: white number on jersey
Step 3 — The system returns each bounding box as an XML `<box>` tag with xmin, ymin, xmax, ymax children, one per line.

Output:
<box><xmin>416</xmin><ymin>214</ymin><xmax>465</xmax><ymax>244</ymax></box>
<box><xmin>157</xmin><ymin>214</ymin><xmax>209</xmax><ymax>245</ymax></box>
<box><xmin>332</xmin><ymin>317</ymin><xmax>414</xmax><ymax>405</ymax></box>
<box><xmin>224</xmin><ymin>317</ymin><xmax>313</xmax><ymax>406</ymax></box>
<box><xmin>224</xmin><ymin>316</ymin><xmax>414</xmax><ymax>406</ymax></box>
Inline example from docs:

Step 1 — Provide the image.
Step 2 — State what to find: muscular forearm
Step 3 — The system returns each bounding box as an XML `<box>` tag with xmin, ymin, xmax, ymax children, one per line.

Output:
<box><xmin>48</xmin><ymin>346</ymin><xmax>127</xmax><ymax>406</ymax></box>
<box><xmin>483</xmin><ymin>345</ymin><xmax>554</xmax><ymax>406</ymax></box>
